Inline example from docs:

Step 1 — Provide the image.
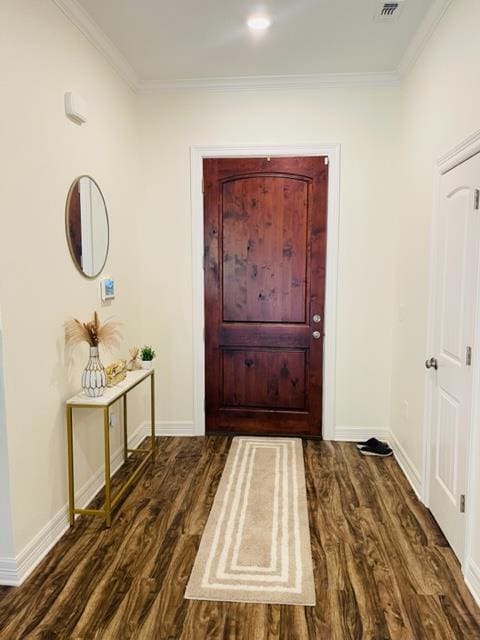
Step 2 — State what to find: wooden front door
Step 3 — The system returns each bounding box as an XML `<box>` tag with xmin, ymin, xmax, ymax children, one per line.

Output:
<box><xmin>204</xmin><ymin>157</ymin><xmax>328</xmax><ymax>436</ymax></box>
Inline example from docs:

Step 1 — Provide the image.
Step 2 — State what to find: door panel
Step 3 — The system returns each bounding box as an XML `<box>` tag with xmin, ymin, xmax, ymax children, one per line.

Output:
<box><xmin>222</xmin><ymin>176</ymin><xmax>308</xmax><ymax>323</ymax></box>
<box><xmin>204</xmin><ymin>157</ymin><xmax>328</xmax><ymax>436</ymax></box>
<box><xmin>436</xmin><ymin>389</ymin><xmax>459</xmax><ymax>502</ymax></box>
<box><xmin>429</xmin><ymin>154</ymin><xmax>480</xmax><ymax>561</ymax></box>
<box><xmin>441</xmin><ymin>188</ymin><xmax>470</xmax><ymax>361</ymax></box>
<box><xmin>222</xmin><ymin>349</ymin><xmax>307</xmax><ymax>410</ymax></box>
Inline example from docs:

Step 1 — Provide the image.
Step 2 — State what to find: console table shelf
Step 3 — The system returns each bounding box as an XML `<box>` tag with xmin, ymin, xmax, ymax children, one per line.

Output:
<box><xmin>66</xmin><ymin>368</ymin><xmax>155</xmax><ymax>527</ymax></box>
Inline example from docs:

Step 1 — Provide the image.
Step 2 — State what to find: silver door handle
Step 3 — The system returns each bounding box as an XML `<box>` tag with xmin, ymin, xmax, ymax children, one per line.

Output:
<box><xmin>312</xmin><ymin>331</ymin><xmax>321</xmax><ymax>340</ymax></box>
<box><xmin>425</xmin><ymin>357</ymin><xmax>438</xmax><ymax>370</ymax></box>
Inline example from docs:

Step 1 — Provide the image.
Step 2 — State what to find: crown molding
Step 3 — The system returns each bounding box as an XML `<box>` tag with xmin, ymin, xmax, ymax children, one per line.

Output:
<box><xmin>51</xmin><ymin>0</ymin><xmax>451</xmax><ymax>94</ymax></box>
<box><xmin>51</xmin><ymin>0</ymin><xmax>139</xmax><ymax>91</ymax></box>
<box><xmin>138</xmin><ymin>71</ymin><xmax>400</xmax><ymax>94</ymax></box>
<box><xmin>398</xmin><ymin>0</ymin><xmax>453</xmax><ymax>77</ymax></box>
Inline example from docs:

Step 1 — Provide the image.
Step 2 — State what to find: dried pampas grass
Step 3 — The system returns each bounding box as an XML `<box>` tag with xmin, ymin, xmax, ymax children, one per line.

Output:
<box><xmin>127</xmin><ymin>346</ymin><xmax>141</xmax><ymax>371</ymax></box>
<box><xmin>65</xmin><ymin>311</ymin><xmax>122</xmax><ymax>351</ymax></box>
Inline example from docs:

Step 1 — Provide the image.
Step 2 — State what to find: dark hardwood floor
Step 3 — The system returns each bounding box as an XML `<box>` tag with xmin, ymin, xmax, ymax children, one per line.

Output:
<box><xmin>0</xmin><ymin>437</ymin><xmax>479</xmax><ymax>639</ymax></box>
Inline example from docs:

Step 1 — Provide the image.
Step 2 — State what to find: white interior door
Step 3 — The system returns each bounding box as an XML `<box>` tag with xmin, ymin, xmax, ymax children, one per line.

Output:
<box><xmin>428</xmin><ymin>153</ymin><xmax>480</xmax><ymax>561</ymax></box>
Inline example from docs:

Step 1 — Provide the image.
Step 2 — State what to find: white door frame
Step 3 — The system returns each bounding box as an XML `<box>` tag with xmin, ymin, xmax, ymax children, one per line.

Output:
<box><xmin>423</xmin><ymin>128</ymin><xmax>480</xmax><ymax>576</ymax></box>
<box><xmin>190</xmin><ymin>144</ymin><xmax>341</xmax><ymax>439</ymax></box>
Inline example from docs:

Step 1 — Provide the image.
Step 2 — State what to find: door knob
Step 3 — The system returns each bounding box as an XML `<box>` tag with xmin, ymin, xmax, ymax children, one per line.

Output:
<box><xmin>312</xmin><ymin>331</ymin><xmax>321</xmax><ymax>340</ymax></box>
<box><xmin>425</xmin><ymin>357</ymin><xmax>438</xmax><ymax>370</ymax></box>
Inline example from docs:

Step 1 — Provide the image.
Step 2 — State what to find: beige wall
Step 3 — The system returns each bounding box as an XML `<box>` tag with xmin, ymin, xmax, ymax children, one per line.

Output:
<box><xmin>137</xmin><ymin>87</ymin><xmax>400</xmax><ymax>432</ymax></box>
<box><xmin>0</xmin><ymin>0</ymin><xmax>146</xmax><ymax>555</ymax></box>
<box><xmin>390</xmin><ymin>0</ymin><xmax>480</xmax><ymax>566</ymax></box>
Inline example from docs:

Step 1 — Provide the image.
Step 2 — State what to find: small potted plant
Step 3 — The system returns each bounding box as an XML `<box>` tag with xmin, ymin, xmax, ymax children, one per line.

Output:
<box><xmin>140</xmin><ymin>346</ymin><xmax>156</xmax><ymax>370</ymax></box>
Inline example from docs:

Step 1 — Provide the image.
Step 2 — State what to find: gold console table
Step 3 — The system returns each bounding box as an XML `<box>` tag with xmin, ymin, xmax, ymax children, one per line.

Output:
<box><xmin>66</xmin><ymin>368</ymin><xmax>155</xmax><ymax>527</ymax></box>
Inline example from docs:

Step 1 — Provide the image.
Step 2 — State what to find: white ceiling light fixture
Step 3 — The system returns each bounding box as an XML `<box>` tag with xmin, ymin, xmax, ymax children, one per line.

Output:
<box><xmin>247</xmin><ymin>15</ymin><xmax>271</xmax><ymax>31</ymax></box>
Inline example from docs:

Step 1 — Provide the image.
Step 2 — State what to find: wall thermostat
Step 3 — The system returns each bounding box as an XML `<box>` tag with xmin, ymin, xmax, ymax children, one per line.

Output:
<box><xmin>100</xmin><ymin>278</ymin><xmax>115</xmax><ymax>301</ymax></box>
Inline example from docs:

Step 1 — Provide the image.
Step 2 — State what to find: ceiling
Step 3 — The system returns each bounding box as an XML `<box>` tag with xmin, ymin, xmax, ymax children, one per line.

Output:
<box><xmin>64</xmin><ymin>0</ymin><xmax>442</xmax><ymax>89</ymax></box>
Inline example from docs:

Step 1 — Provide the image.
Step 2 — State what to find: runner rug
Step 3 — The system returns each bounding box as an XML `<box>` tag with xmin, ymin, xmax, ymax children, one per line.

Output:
<box><xmin>185</xmin><ymin>436</ymin><xmax>315</xmax><ymax>605</ymax></box>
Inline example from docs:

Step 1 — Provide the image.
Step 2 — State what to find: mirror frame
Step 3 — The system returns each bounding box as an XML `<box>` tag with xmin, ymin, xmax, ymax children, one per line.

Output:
<box><xmin>65</xmin><ymin>175</ymin><xmax>110</xmax><ymax>279</ymax></box>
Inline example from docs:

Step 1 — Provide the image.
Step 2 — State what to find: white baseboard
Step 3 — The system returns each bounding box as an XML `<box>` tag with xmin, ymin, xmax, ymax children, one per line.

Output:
<box><xmin>0</xmin><ymin>422</ymin><xmax>146</xmax><ymax>587</ymax></box>
<box><xmin>0</xmin><ymin>558</ymin><xmax>18</xmax><ymax>587</ymax></box>
<box><xmin>334</xmin><ymin>426</ymin><xmax>390</xmax><ymax>442</ymax></box>
<box><xmin>388</xmin><ymin>430</ymin><xmax>423</xmax><ymax>500</ymax></box>
<box><xmin>141</xmin><ymin>420</ymin><xmax>195</xmax><ymax>436</ymax></box>
<box><xmin>465</xmin><ymin>559</ymin><xmax>480</xmax><ymax>607</ymax></box>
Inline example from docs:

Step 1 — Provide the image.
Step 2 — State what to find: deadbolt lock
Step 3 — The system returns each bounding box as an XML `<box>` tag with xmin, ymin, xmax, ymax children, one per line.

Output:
<box><xmin>313</xmin><ymin>314</ymin><xmax>321</xmax><ymax>323</ymax></box>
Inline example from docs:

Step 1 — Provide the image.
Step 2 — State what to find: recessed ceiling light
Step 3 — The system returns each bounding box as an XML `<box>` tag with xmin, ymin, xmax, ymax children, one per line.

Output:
<box><xmin>247</xmin><ymin>15</ymin><xmax>271</xmax><ymax>31</ymax></box>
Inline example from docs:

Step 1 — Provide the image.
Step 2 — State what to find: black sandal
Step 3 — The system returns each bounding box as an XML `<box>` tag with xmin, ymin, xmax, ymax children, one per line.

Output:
<box><xmin>359</xmin><ymin>444</ymin><xmax>393</xmax><ymax>457</ymax></box>
<box><xmin>356</xmin><ymin>437</ymin><xmax>389</xmax><ymax>450</ymax></box>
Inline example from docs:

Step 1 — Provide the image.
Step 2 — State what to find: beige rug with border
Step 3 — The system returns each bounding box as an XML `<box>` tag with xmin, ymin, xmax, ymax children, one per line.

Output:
<box><xmin>185</xmin><ymin>436</ymin><xmax>315</xmax><ymax>606</ymax></box>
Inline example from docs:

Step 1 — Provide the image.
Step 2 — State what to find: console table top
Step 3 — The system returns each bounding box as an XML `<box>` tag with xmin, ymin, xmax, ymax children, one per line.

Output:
<box><xmin>66</xmin><ymin>368</ymin><xmax>154</xmax><ymax>407</ymax></box>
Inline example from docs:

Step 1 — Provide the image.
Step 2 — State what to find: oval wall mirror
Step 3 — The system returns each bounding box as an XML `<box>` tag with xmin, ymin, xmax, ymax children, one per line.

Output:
<box><xmin>65</xmin><ymin>176</ymin><xmax>109</xmax><ymax>278</ymax></box>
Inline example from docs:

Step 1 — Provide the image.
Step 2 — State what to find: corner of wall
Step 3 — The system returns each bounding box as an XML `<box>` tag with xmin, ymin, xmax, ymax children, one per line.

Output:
<box><xmin>0</xmin><ymin>310</ymin><xmax>16</xmax><ymax>578</ymax></box>
<box><xmin>388</xmin><ymin>430</ymin><xmax>423</xmax><ymax>499</ymax></box>
<box><xmin>333</xmin><ymin>425</ymin><xmax>423</xmax><ymax>500</ymax></box>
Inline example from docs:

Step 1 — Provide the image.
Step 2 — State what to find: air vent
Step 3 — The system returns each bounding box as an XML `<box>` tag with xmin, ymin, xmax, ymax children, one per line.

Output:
<box><xmin>375</xmin><ymin>0</ymin><xmax>405</xmax><ymax>22</ymax></box>
<box><xmin>382</xmin><ymin>3</ymin><xmax>399</xmax><ymax>16</ymax></box>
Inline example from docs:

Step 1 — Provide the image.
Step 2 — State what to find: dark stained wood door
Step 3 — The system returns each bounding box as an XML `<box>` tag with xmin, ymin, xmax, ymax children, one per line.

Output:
<box><xmin>204</xmin><ymin>157</ymin><xmax>328</xmax><ymax>436</ymax></box>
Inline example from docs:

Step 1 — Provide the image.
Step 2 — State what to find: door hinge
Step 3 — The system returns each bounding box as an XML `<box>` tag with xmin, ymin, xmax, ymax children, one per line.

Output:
<box><xmin>474</xmin><ymin>189</ymin><xmax>479</xmax><ymax>210</ymax></box>
<box><xmin>324</xmin><ymin>156</ymin><xmax>329</xmax><ymax>165</ymax></box>
<box><xmin>203</xmin><ymin>327</ymin><xmax>205</xmax><ymax>342</ymax></box>
<box><xmin>466</xmin><ymin>346</ymin><xmax>472</xmax><ymax>366</ymax></box>
<box><xmin>460</xmin><ymin>494</ymin><xmax>466</xmax><ymax>513</ymax></box>
<box><xmin>202</xmin><ymin>178</ymin><xmax>205</xmax><ymax>194</ymax></box>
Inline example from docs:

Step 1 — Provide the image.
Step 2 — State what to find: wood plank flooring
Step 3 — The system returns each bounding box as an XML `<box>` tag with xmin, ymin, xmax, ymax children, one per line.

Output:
<box><xmin>0</xmin><ymin>437</ymin><xmax>479</xmax><ymax>639</ymax></box>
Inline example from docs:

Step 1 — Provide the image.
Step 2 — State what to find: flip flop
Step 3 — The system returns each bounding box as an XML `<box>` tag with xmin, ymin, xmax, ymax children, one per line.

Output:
<box><xmin>355</xmin><ymin>437</ymin><xmax>389</xmax><ymax>450</ymax></box>
<box><xmin>359</xmin><ymin>445</ymin><xmax>393</xmax><ymax>458</ymax></box>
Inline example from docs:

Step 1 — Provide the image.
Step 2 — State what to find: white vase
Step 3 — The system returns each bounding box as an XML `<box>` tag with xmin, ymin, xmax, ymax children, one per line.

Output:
<box><xmin>82</xmin><ymin>346</ymin><xmax>107</xmax><ymax>397</ymax></box>
<box><xmin>141</xmin><ymin>360</ymin><xmax>153</xmax><ymax>370</ymax></box>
